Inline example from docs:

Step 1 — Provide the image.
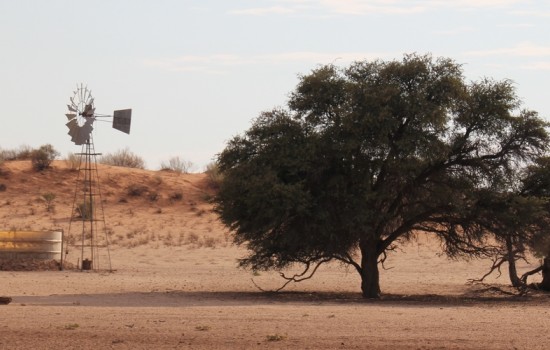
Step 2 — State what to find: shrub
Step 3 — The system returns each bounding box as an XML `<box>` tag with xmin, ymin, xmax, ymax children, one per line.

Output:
<box><xmin>148</xmin><ymin>191</ymin><xmax>159</xmax><ymax>202</ymax></box>
<box><xmin>76</xmin><ymin>200</ymin><xmax>93</xmax><ymax>219</ymax></box>
<box><xmin>205</xmin><ymin>162</ymin><xmax>223</xmax><ymax>189</ymax></box>
<box><xmin>31</xmin><ymin>144</ymin><xmax>59</xmax><ymax>171</ymax></box>
<box><xmin>0</xmin><ymin>145</ymin><xmax>33</xmax><ymax>161</ymax></box>
<box><xmin>16</xmin><ymin>145</ymin><xmax>34</xmax><ymax>160</ymax></box>
<box><xmin>160</xmin><ymin>156</ymin><xmax>193</xmax><ymax>174</ymax></box>
<box><xmin>65</xmin><ymin>152</ymin><xmax>80</xmax><ymax>170</ymax></box>
<box><xmin>169</xmin><ymin>190</ymin><xmax>183</xmax><ymax>201</ymax></box>
<box><xmin>126</xmin><ymin>184</ymin><xmax>148</xmax><ymax>197</ymax></box>
<box><xmin>42</xmin><ymin>192</ymin><xmax>56</xmax><ymax>212</ymax></box>
<box><xmin>100</xmin><ymin>148</ymin><xmax>145</xmax><ymax>169</ymax></box>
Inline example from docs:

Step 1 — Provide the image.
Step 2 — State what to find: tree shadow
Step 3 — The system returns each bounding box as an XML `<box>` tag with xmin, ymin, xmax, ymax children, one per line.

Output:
<box><xmin>11</xmin><ymin>285</ymin><xmax>550</xmax><ymax>308</ymax></box>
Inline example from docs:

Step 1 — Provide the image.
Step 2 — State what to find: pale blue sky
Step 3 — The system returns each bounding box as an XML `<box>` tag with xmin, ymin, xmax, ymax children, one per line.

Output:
<box><xmin>1</xmin><ymin>0</ymin><xmax>549</xmax><ymax>170</ymax></box>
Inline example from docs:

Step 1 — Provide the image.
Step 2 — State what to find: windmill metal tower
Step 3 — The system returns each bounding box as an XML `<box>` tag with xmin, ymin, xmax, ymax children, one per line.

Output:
<box><xmin>65</xmin><ymin>84</ymin><xmax>132</xmax><ymax>270</ymax></box>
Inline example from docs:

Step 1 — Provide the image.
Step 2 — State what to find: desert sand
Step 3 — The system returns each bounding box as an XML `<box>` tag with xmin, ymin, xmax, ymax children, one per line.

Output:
<box><xmin>1</xmin><ymin>160</ymin><xmax>549</xmax><ymax>349</ymax></box>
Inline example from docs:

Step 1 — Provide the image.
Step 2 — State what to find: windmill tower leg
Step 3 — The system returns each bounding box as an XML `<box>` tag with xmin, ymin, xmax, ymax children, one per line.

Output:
<box><xmin>67</xmin><ymin>137</ymin><xmax>112</xmax><ymax>271</ymax></box>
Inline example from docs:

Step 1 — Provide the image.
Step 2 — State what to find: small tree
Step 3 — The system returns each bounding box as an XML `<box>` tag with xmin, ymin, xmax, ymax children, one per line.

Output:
<box><xmin>215</xmin><ymin>54</ymin><xmax>549</xmax><ymax>298</ymax></box>
<box><xmin>31</xmin><ymin>144</ymin><xmax>59</xmax><ymax>171</ymax></box>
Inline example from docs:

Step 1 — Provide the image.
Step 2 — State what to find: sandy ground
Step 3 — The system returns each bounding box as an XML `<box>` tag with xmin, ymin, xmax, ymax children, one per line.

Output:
<box><xmin>1</xmin><ymin>160</ymin><xmax>550</xmax><ymax>349</ymax></box>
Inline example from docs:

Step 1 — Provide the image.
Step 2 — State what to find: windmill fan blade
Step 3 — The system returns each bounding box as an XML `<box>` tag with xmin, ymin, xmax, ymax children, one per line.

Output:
<box><xmin>66</xmin><ymin>119</ymin><xmax>80</xmax><ymax>143</ymax></box>
<box><xmin>66</xmin><ymin>113</ymin><xmax>76</xmax><ymax>120</ymax></box>
<box><xmin>113</xmin><ymin>109</ymin><xmax>132</xmax><ymax>134</ymax></box>
<box><xmin>76</xmin><ymin>118</ymin><xmax>95</xmax><ymax>145</ymax></box>
<box><xmin>66</xmin><ymin>117</ymin><xmax>95</xmax><ymax>145</ymax></box>
<box><xmin>67</xmin><ymin>105</ymin><xmax>77</xmax><ymax>112</ymax></box>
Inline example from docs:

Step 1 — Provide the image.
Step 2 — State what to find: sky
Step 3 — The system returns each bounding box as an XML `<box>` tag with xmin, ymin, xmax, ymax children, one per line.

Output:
<box><xmin>1</xmin><ymin>0</ymin><xmax>550</xmax><ymax>171</ymax></box>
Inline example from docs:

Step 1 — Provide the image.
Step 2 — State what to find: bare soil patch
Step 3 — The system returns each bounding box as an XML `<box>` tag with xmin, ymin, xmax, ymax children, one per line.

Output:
<box><xmin>1</xmin><ymin>160</ymin><xmax>549</xmax><ymax>349</ymax></box>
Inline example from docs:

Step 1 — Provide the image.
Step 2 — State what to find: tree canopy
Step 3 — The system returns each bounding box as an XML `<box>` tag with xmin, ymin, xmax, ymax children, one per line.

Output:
<box><xmin>215</xmin><ymin>54</ymin><xmax>549</xmax><ymax>298</ymax></box>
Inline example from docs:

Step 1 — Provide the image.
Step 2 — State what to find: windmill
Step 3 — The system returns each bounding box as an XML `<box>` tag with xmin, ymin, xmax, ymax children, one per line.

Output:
<box><xmin>65</xmin><ymin>83</ymin><xmax>132</xmax><ymax>271</ymax></box>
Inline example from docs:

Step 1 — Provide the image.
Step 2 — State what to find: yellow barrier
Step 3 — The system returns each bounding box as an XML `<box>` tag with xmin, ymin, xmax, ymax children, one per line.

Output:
<box><xmin>0</xmin><ymin>230</ymin><xmax>63</xmax><ymax>260</ymax></box>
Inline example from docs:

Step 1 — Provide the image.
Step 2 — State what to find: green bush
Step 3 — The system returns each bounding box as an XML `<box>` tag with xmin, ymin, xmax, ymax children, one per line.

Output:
<box><xmin>31</xmin><ymin>144</ymin><xmax>59</xmax><ymax>171</ymax></box>
<box><xmin>100</xmin><ymin>148</ymin><xmax>145</xmax><ymax>169</ymax></box>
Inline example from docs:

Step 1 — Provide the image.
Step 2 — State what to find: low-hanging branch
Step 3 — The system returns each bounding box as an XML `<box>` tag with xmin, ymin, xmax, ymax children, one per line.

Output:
<box><xmin>251</xmin><ymin>258</ymin><xmax>332</xmax><ymax>293</ymax></box>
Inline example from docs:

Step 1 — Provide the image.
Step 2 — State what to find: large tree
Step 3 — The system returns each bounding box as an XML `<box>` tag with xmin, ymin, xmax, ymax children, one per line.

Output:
<box><xmin>515</xmin><ymin>157</ymin><xmax>550</xmax><ymax>290</ymax></box>
<box><xmin>471</xmin><ymin>157</ymin><xmax>550</xmax><ymax>291</ymax></box>
<box><xmin>215</xmin><ymin>54</ymin><xmax>549</xmax><ymax>298</ymax></box>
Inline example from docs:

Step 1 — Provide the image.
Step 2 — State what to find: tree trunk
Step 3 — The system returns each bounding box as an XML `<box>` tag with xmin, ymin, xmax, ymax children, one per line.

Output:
<box><xmin>360</xmin><ymin>239</ymin><xmax>381</xmax><ymax>298</ymax></box>
<box><xmin>505</xmin><ymin>237</ymin><xmax>522</xmax><ymax>288</ymax></box>
<box><xmin>539</xmin><ymin>257</ymin><xmax>550</xmax><ymax>292</ymax></box>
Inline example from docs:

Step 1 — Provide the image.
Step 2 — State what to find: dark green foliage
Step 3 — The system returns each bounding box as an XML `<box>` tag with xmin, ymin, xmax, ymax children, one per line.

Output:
<box><xmin>31</xmin><ymin>144</ymin><xmax>59</xmax><ymax>171</ymax></box>
<box><xmin>215</xmin><ymin>54</ymin><xmax>549</xmax><ymax>298</ymax></box>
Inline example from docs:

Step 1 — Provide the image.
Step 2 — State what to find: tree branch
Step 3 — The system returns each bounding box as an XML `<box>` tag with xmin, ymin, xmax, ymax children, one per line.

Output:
<box><xmin>251</xmin><ymin>258</ymin><xmax>331</xmax><ymax>293</ymax></box>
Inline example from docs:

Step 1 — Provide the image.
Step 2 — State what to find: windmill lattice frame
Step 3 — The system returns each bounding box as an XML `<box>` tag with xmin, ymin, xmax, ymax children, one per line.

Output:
<box><xmin>65</xmin><ymin>83</ymin><xmax>132</xmax><ymax>271</ymax></box>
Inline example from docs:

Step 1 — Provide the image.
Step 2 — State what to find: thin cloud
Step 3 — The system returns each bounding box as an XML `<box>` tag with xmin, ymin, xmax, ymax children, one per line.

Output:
<box><xmin>229</xmin><ymin>6</ymin><xmax>295</xmax><ymax>15</ymax></box>
<box><xmin>319</xmin><ymin>0</ymin><xmax>427</xmax><ymax>15</ymax></box>
<box><xmin>142</xmin><ymin>51</ymin><xmax>395</xmax><ymax>74</ymax></box>
<box><xmin>521</xmin><ymin>62</ymin><xmax>550</xmax><ymax>70</ymax></box>
<box><xmin>427</xmin><ymin>0</ymin><xmax>524</xmax><ymax>7</ymax></box>
<box><xmin>465</xmin><ymin>43</ymin><xmax>550</xmax><ymax>57</ymax></box>
<box><xmin>512</xmin><ymin>10</ymin><xmax>550</xmax><ymax>18</ymax></box>
<box><xmin>435</xmin><ymin>26</ymin><xmax>476</xmax><ymax>35</ymax></box>
<box><xmin>230</xmin><ymin>0</ymin><xmax>527</xmax><ymax>17</ymax></box>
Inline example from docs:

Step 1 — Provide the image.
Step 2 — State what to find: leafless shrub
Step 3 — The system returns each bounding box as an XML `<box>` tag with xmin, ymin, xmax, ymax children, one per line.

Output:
<box><xmin>65</xmin><ymin>152</ymin><xmax>80</xmax><ymax>170</ymax></box>
<box><xmin>160</xmin><ymin>156</ymin><xmax>193</xmax><ymax>174</ymax></box>
<box><xmin>148</xmin><ymin>191</ymin><xmax>160</xmax><ymax>202</ymax></box>
<box><xmin>170</xmin><ymin>191</ymin><xmax>183</xmax><ymax>201</ymax></box>
<box><xmin>100</xmin><ymin>148</ymin><xmax>145</xmax><ymax>169</ymax></box>
<box><xmin>163</xmin><ymin>232</ymin><xmax>174</xmax><ymax>246</ymax></box>
<box><xmin>127</xmin><ymin>184</ymin><xmax>148</xmax><ymax>197</ymax></box>
<box><xmin>203</xmin><ymin>236</ymin><xmax>218</xmax><ymax>248</ymax></box>
<box><xmin>185</xmin><ymin>232</ymin><xmax>199</xmax><ymax>245</ymax></box>
<box><xmin>266</xmin><ymin>334</ymin><xmax>286</xmax><ymax>342</ymax></box>
<box><xmin>0</xmin><ymin>145</ymin><xmax>33</xmax><ymax>160</ymax></box>
<box><xmin>41</xmin><ymin>192</ymin><xmax>56</xmax><ymax>212</ymax></box>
